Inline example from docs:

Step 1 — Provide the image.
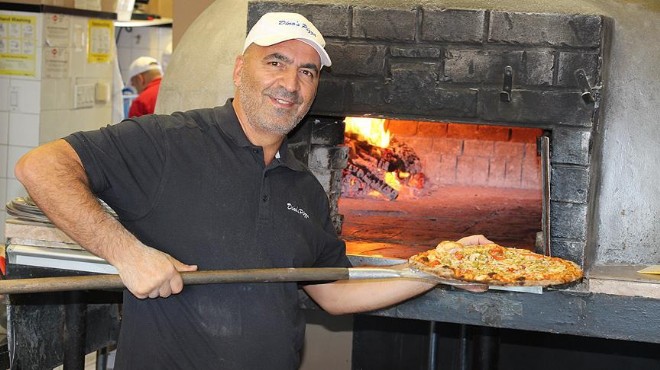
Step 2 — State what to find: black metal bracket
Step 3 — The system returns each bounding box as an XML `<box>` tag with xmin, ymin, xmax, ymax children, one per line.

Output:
<box><xmin>500</xmin><ymin>66</ymin><xmax>513</xmax><ymax>102</ymax></box>
<box><xmin>575</xmin><ymin>69</ymin><xmax>595</xmax><ymax>104</ymax></box>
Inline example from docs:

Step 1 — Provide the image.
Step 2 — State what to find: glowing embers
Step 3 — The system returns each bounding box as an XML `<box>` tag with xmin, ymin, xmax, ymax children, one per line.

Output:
<box><xmin>342</xmin><ymin>117</ymin><xmax>425</xmax><ymax>200</ymax></box>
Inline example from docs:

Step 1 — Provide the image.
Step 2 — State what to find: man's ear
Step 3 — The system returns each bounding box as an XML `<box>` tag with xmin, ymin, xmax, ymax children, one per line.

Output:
<box><xmin>134</xmin><ymin>74</ymin><xmax>146</xmax><ymax>90</ymax></box>
<box><xmin>233</xmin><ymin>55</ymin><xmax>244</xmax><ymax>87</ymax></box>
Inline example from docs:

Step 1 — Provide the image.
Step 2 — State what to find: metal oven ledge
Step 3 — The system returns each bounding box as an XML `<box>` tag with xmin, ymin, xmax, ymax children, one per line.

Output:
<box><xmin>297</xmin><ymin>255</ymin><xmax>660</xmax><ymax>345</ymax></box>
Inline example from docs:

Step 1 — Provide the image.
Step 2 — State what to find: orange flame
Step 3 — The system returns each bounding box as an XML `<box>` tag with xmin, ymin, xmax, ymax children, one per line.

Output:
<box><xmin>344</xmin><ymin>117</ymin><xmax>391</xmax><ymax>148</ymax></box>
<box><xmin>384</xmin><ymin>172</ymin><xmax>402</xmax><ymax>191</ymax></box>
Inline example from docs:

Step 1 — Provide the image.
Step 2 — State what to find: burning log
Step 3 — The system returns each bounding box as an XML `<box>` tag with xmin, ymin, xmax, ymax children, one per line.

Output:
<box><xmin>344</xmin><ymin>160</ymin><xmax>399</xmax><ymax>200</ymax></box>
<box><xmin>342</xmin><ymin>131</ymin><xmax>425</xmax><ymax>200</ymax></box>
<box><xmin>346</xmin><ymin>133</ymin><xmax>422</xmax><ymax>171</ymax></box>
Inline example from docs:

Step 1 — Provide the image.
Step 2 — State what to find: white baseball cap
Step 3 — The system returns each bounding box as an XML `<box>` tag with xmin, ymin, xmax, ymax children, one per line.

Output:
<box><xmin>127</xmin><ymin>56</ymin><xmax>163</xmax><ymax>82</ymax></box>
<box><xmin>243</xmin><ymin>12</ymin><xmax>332</xmax><ymax>67</ymax></box>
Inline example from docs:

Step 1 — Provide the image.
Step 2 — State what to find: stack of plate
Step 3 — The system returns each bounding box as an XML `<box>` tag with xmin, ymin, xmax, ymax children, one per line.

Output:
<box><xmin>6</xmin><ymin>196</ymin><xmax>117</xmax><ymax>224</ymax></box>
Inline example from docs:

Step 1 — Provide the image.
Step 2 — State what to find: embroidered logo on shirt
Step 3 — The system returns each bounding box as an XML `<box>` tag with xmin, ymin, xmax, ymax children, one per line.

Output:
<box><xmin>287</xmin><ymin>202</ymin><xmax>310</xmax><ymax>219</ymax></box>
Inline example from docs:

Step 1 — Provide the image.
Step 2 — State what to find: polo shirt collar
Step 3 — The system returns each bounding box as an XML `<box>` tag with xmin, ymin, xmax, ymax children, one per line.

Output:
<box><xmin>213</xmin><ymin>99</ymin><xmax>307</xmax><ymax>172</ymax></box>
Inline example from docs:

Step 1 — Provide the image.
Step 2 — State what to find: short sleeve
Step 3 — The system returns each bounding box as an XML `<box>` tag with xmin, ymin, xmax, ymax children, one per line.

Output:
<box><xmin>64</xmin><ymin>116</ymin><xmax>168</xmax><ymax>220</ymax></box>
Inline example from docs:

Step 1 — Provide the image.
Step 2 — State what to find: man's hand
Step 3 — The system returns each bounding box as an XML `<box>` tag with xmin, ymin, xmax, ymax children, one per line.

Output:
<box><xmin>115</xmin><ymin>242</ymin><xmax>198</xmax><ymax>299</ymax></box>
<box><xmin>456</xmin><ymin>234</ymin><xmax>493</xmax><ymax>246</ymax></box>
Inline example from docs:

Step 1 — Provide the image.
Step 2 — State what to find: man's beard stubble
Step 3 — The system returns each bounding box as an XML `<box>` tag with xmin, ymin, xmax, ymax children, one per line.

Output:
<box><xmin>237</xmin><ymin>70</ymin><xmax>311</xmax><ymax>136</ymax></box>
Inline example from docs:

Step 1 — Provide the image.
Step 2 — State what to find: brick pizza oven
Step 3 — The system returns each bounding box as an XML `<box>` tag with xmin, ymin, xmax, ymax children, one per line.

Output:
<box><xmin>153</xmin><ymin>2</ymin><xmax>659</xmax><ymax>367</ymax></box>
<box><xmin>250</xmin><ymin>2</ymin><xmax>610</xmax><ymax>269</ymax></box>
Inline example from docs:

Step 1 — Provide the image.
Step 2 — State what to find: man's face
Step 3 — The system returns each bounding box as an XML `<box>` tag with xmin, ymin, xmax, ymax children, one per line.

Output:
<box><xmin>233</xmin><ymin>40</ymin><xmax>321</xmax><ymax>136</ymax></box>
<box><xmin>131</xmin><ymin>74</ymin><xmax>146</xmax><ymax>93</ymax></box>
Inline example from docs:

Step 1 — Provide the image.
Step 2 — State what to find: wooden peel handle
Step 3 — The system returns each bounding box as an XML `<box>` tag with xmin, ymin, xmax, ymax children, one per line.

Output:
<box><xmin>0</xmin><ymin>268</ymin><xmax>351</xmax><ymax>294</ymax></box>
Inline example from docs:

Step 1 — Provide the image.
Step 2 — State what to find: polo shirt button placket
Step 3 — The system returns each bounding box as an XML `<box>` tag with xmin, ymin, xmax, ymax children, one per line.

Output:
<box><xmin>251</xmin><ymin>148</ymin><xmax>261</xmax><ymax>163</ymax></box>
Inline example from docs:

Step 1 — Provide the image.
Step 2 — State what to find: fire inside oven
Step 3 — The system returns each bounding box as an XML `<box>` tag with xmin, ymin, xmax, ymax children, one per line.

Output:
<box><xmin>338</xmin><ymin>117</ymin><xmax>544</xmax><ymax>259</ymax></box>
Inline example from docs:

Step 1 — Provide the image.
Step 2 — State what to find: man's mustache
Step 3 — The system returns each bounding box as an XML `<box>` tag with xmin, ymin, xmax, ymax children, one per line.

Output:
<box><xmin>266</xmin><ymin>88</ymin><xmax>302</xmax><ymax>105</ymax></box>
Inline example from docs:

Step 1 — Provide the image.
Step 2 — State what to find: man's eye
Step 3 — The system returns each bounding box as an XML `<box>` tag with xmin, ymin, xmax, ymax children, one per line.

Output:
<box><xmin>301</xmin><ymin>70</ymin><xmax>315</xmax><ymax>78</ymax></box>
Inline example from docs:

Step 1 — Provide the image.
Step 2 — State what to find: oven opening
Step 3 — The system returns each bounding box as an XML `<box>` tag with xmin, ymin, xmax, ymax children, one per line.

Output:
<box><xmin>338</xmin><ymin>118</ymin><xmax>544</xmax><ymax>259</ymax></box>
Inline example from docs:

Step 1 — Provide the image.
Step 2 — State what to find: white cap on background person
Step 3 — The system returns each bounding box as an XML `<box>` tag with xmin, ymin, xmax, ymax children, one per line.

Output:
<box><xmin>127</xmin><ymin>56</ymin><xmax>163</xmax><ymax>84</ymax></box>
<box><xmin>243</xmin><ymin>12</ymin><xmax>332</xmax><ymax>67</ymax></box>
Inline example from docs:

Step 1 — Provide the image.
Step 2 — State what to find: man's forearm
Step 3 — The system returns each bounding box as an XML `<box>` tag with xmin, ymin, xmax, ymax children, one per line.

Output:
<box><xmin>15</xmin><ymin>139</ymin><xmax>196</xmax><ymax>298</ymax></box>
<box><xmin>303</xmin><ymin>279</ymin><xmax>436</xmax><ymax>315</ymax></box>
<box><xmin>14</xmin><ymin>139</ymin><xmax>138</xmax><ymax>266</ymax></box>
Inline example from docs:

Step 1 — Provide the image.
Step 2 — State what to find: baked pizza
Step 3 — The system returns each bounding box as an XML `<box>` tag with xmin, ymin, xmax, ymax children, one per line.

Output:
<box><xmin>408</xmin><ymin>241</ymin><xmax>583</xmax><ymax>286</ymax></box>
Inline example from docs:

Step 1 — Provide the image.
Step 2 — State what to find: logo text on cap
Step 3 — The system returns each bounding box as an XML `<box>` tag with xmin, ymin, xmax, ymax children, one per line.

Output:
<box><xmin>278</xmin><ymin>20</ymin><xmax>317</xmax><ymax>37</ymax></box>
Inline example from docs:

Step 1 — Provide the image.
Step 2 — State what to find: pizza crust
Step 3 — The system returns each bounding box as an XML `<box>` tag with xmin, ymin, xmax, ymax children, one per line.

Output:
<box><xmin>408</xmin><ymin>241</ymin><xmax>583</xmax><ymax>287</ymax></box>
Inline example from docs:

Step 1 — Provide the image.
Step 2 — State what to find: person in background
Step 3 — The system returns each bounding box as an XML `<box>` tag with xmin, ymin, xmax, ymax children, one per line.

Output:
<box><xmin>15</xmin><ymin>12</ymin><xmax>490</xmax><ymax>369</ymax></box>
<box><xmin>126</xmin><ymin>56</ymin><xmax>163</xmax><ymax>117</ymax></box>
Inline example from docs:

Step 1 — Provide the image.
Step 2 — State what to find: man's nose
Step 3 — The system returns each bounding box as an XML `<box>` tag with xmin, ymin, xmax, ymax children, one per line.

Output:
<box><xmin>279</xmin><ymin>68</ymin><xmax>299</xmax><ymax>92</ymax></box>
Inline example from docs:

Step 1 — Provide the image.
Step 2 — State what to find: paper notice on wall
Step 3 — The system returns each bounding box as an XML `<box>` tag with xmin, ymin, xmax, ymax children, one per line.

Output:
<box><xmin>87</xmin><ymin>19</ymin><xmax>112</xmax><ymax>63</ymax></box>
<box><xmin>44</xmin><ymin>13</ymin><xmax>71</xmax><ymax>78</ymax></box>
<box><xmin>45</xmin><ymin>47</ymin><xmax>70</xmax><ymax>78</ymax></box>
<box><xmin>0</xmin><ymin>14</ymin><xmax>38</xmax><ymax>77</ymax></box>
<box><xmin>45</xmin><ymin>13</ymin><xmax>71</xmax><ymax>48</ymax></box>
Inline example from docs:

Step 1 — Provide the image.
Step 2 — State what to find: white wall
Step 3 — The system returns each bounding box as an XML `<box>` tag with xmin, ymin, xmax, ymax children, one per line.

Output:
<box><xmin>591</xmin><ymin>1</ymin><xmax>660</xmax><ymax>264</ymax></box>
<box><xmin>155</xmin><ymin>0</ymin><xmax>247</xmax><ymax>114</ymax></box>
<box><xmin>0</xmin><ymin>10</ymin><xmax>115</xmax><ymax>240</ymax></box>
<box><xmin>0</xmin><ymin>12</ymin><xmax>173</xmax><ymax>243</ymax></box>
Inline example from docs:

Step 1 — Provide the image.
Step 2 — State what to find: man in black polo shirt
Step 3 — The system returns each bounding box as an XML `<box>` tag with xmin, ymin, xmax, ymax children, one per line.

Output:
<box><xmin>15</xmin><ymin>12</ymin><xmax>489</xmax><ymax>369</ymax></box>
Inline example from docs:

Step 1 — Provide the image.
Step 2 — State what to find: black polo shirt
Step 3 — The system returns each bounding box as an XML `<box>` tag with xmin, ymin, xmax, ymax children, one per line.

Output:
<box><xmin>65</xmin><ymin>100</ymin><xmax>350</xmax><ymax>369</ymax></box>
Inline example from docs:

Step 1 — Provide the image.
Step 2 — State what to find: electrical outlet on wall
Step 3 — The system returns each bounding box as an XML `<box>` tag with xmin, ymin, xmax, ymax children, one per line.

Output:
<box><xmin>95</xmin><ymin>81</ymin><xmax>110</xmax><ymax>103</ymax></box>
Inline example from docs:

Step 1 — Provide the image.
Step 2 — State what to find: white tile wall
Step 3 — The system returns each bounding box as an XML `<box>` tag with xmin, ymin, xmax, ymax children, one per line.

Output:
<box><xmin>40</xmin><ymin>105</ymin><xmax>114</xmax><ymax>142</ymax></box>
<box><xmin>39</xmin><ymin>109</ymin><xmax>73</xmax><ymax>143</ymax></box>
<box><xmin>9</xmin><ymin>79</ymin><xmax>41</xmax><ymax>114</ymax></box>
<box><xmin>41</xmin><ymin>78</ymin><xmax>73</xmax><ymax>111</ymax></box>
<box><xmin>0</xmin><ymin>212</ymin><xmax>6</xmax><ymax>241</ymax></box>
<box><xmin>0</xmin><ymin>78</ymin><xmax>10</xmax><ymax>111</ymax></box>
<box><xmin>0</xmin><ymin>9</ymin><xmax>121</xmax><ymax>242</ymax></box>
<box><xmin>0</xmin><ymin>112</ymin><xmax>9</xmax><ymax>145</ymax></box>
<box><xmin>0</xmin><ymin>144</ymin><xmax>7</xmax><ymax>179</ymax></box>
<box><xmin>9</xmin><ymin>113</ymin><xmax>40</xmax><ymax>147</ymax></box>
<box><xmin>0</xmin><ymin>179</ymin><xmax>6</xmax><ymax>202</ymax></box>
<box><xmin>0</xmin><ymin>178</ymin><xmax>7</xmax><ymax>201</ymax></box>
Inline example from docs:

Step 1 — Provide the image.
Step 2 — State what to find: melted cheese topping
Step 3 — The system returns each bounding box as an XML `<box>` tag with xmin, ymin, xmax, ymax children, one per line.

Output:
<box><xmin>412</xmin><ymin>241</ymin><xmax>583</xmax><ymax>285</ymax></box>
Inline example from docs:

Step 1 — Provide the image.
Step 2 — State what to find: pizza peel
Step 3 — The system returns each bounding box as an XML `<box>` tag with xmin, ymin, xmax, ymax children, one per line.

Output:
<box><xmin>0</xmin><ymin>265</ymin><xmax>488</xmax><ymax>294</ymax></box>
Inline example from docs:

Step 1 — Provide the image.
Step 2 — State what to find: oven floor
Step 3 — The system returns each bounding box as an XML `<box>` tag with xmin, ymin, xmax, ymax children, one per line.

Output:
<box><xmin>339</xmin><ymin>185</ymin><xmax>542</xmax><ymax>259</ymax></box>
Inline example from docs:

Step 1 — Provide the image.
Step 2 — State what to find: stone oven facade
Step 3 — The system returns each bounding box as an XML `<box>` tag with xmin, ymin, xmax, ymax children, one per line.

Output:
<box><xmin>247</xmin><ymin>1</ymin><xmax>612</xmax><ymax>268</ymax></box>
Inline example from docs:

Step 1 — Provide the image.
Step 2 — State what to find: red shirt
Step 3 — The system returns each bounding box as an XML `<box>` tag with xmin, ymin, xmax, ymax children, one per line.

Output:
<box><xmin>128</xmin><ymin>77</ymin><xmax>161</xmax><ymax>117</ymax></box>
